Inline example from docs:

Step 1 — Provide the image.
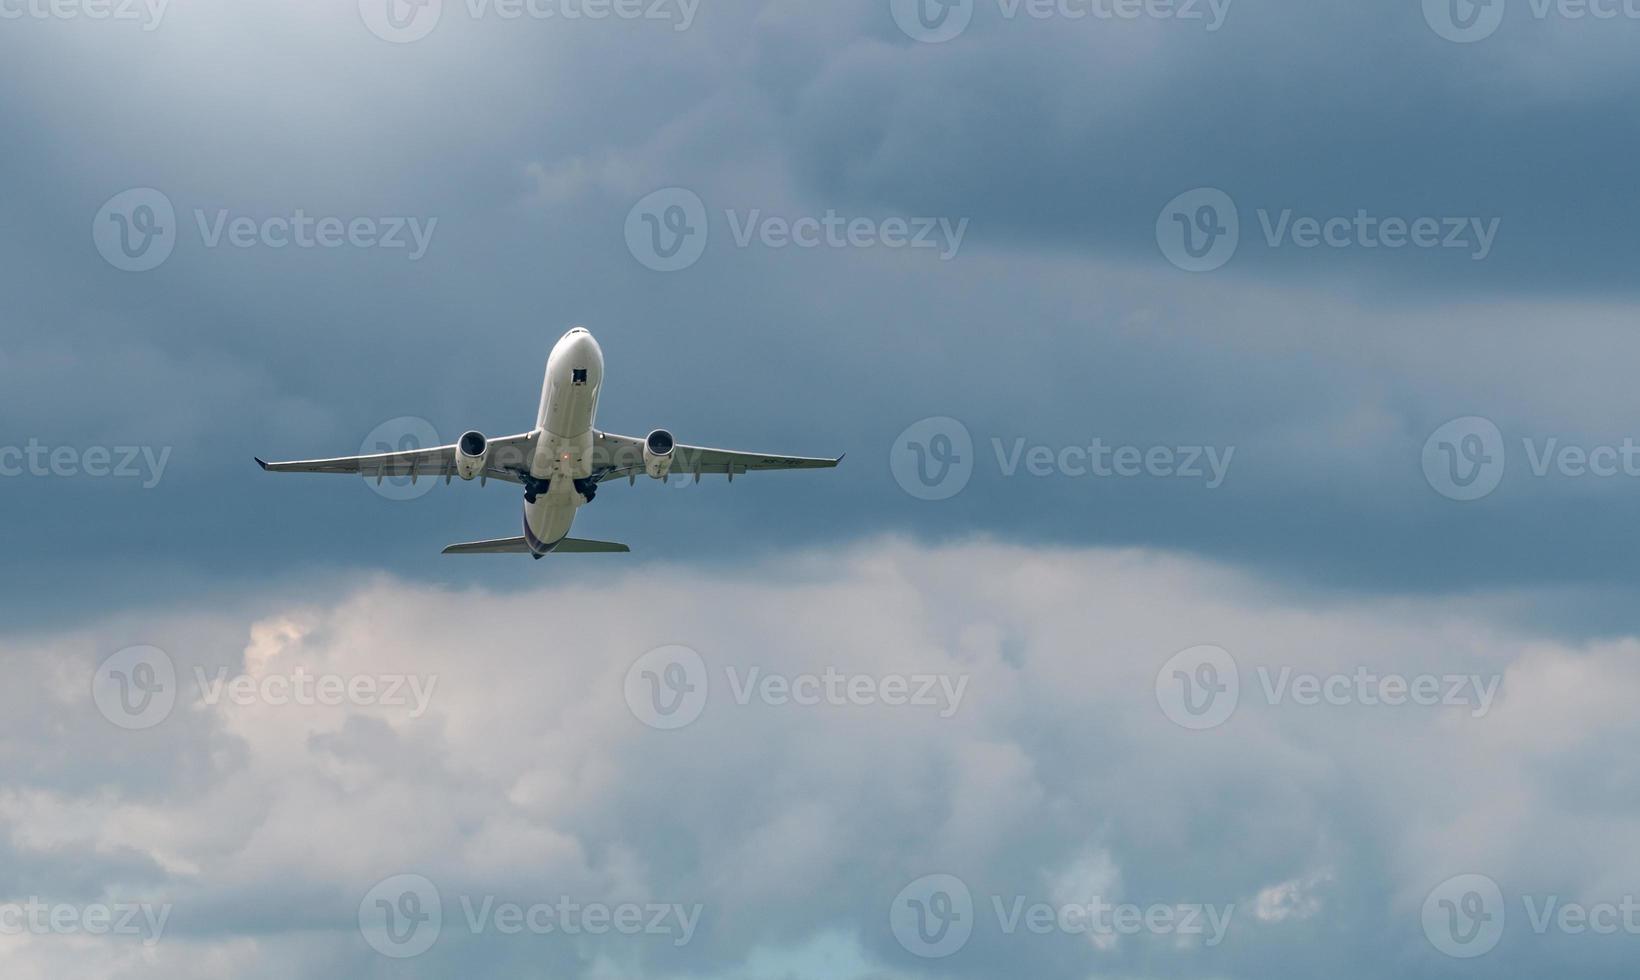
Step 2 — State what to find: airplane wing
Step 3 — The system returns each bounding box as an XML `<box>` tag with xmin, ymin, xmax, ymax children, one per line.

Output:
<box><xmin>592</xmin><ymin>431</ymin><xmax>842</xmax><ymax>483</ymax></box>
<box><xmin>256</xmin><ymin>432</ymin><xmax>539</xmax><ymax>485</ymax></box>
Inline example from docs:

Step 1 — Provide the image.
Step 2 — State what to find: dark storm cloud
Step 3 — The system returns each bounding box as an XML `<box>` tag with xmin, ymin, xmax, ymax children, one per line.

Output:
<box><xmin>3</xmin><ymin>0</ymin><xmax>1640</xmax><ymax>626</ymax></box>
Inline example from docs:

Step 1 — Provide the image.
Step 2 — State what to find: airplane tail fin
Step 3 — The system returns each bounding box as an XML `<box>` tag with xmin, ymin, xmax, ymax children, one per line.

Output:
<box><xmin>441</xmin><ymin>536</ymin><xmax>630</xmax><ymax>556</ymax></box>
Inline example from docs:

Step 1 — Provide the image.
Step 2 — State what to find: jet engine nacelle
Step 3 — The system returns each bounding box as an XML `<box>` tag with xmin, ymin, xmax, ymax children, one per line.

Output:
<box><xmin>644</xmin><ymin>429</ymin><xmax>675</xmax><ymax>479</ymax></box>
<box><xmin>455</xmin><ymin>430</ymin><xmax>489</xmax><ymax>481</ymax></box>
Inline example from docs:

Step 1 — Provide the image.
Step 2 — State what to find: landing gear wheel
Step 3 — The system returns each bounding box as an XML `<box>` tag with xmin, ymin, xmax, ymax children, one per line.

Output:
<box><xmin>574</xmin><ymin>477</ymin><xmax>598</xmax><ymax>503</ymax></box>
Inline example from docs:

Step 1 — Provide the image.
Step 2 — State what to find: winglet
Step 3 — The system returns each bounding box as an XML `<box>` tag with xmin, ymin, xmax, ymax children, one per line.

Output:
<box><xmin>254</xmin><ymin>457</ymin><xmax>270</xmax><ymax>471</ymax></box>
<box><xmin>835</xmin><ymin>454</ymin><xmax>846</xmax><ymax>465</ymax></box>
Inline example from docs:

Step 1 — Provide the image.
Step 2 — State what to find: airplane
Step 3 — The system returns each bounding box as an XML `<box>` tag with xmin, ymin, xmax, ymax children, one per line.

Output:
<box><xmin>256</xmin><ymin>327</ymin><xmax>842</xmax><ymax>557</ymax></box>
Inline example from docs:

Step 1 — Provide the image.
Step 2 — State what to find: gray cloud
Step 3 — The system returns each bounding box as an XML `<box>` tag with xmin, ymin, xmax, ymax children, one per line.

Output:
<box><xmin>4</xmin><ymin>541</ymin><xmax>1638</xmax><ymax>977</ymax></box>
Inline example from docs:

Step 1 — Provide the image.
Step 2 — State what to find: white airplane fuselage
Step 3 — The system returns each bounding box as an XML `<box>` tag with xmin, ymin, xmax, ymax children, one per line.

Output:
<box><xmin>523</xmin><ymin>328</ymin><xmax>604</xmax><ymax>555</ymax></box>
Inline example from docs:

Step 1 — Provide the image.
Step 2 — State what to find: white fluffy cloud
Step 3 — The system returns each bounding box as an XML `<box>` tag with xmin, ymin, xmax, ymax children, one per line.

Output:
<box><xmin>3</xmin><ymin>540</ymin><xmax>1638</xmax><ymax>978</ymax></box>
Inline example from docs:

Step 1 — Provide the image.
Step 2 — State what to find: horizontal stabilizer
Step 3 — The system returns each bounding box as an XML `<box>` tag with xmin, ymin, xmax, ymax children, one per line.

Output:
<box><xmin>441</xmin><ymin>536</ymin><xmax>532</xmax><ymax>555</ymax></box>
<box><xmin>552</xmin><ymin>538</ymin><xmax>631</xmax><ymax>554</ymax></box>
<box><xmin>441</xmin><ymin>536</ymin><xmax>631</xmax><ymax>555</ymax></box>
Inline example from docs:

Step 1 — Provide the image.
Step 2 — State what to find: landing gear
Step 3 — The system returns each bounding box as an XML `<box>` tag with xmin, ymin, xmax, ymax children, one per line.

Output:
<box><xmin>574</xmin><ymin>477</ymin><xmax>598</xmax><ymax>503</ymax></box>
<box><xmin>522</xmin><ymin>476</ymin><xmax>550</xmax><ymax>504</ymax></box>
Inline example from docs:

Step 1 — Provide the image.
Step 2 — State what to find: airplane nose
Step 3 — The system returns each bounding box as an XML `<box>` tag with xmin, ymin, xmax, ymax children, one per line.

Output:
<box><xmin>574</xmin><ymin>332</ymin><xmax>601</xmax><ymax>363</ymax></box>
<box><xmin>554</xmin><ymin>328</ymin><xmax>602</xmax><ymax>384</ymax></box>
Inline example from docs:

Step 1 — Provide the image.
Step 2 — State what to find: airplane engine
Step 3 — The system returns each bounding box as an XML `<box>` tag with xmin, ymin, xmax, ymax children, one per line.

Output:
<box><xmin>644</xmin><ymin>429</ymin><xmax>675</xmax><ymax>479</ymax></box>
<box><xmin>455</xmin><ymin>430</ymin><xmax>489</xmax><ymax>481</ymax></box>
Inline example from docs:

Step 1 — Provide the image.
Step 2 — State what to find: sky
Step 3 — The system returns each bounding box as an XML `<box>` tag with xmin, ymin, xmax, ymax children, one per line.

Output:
<box><xmin>3</xmin><ymin>0</ymin><xmax>1640</xmax><ymax>976</ymax></box>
